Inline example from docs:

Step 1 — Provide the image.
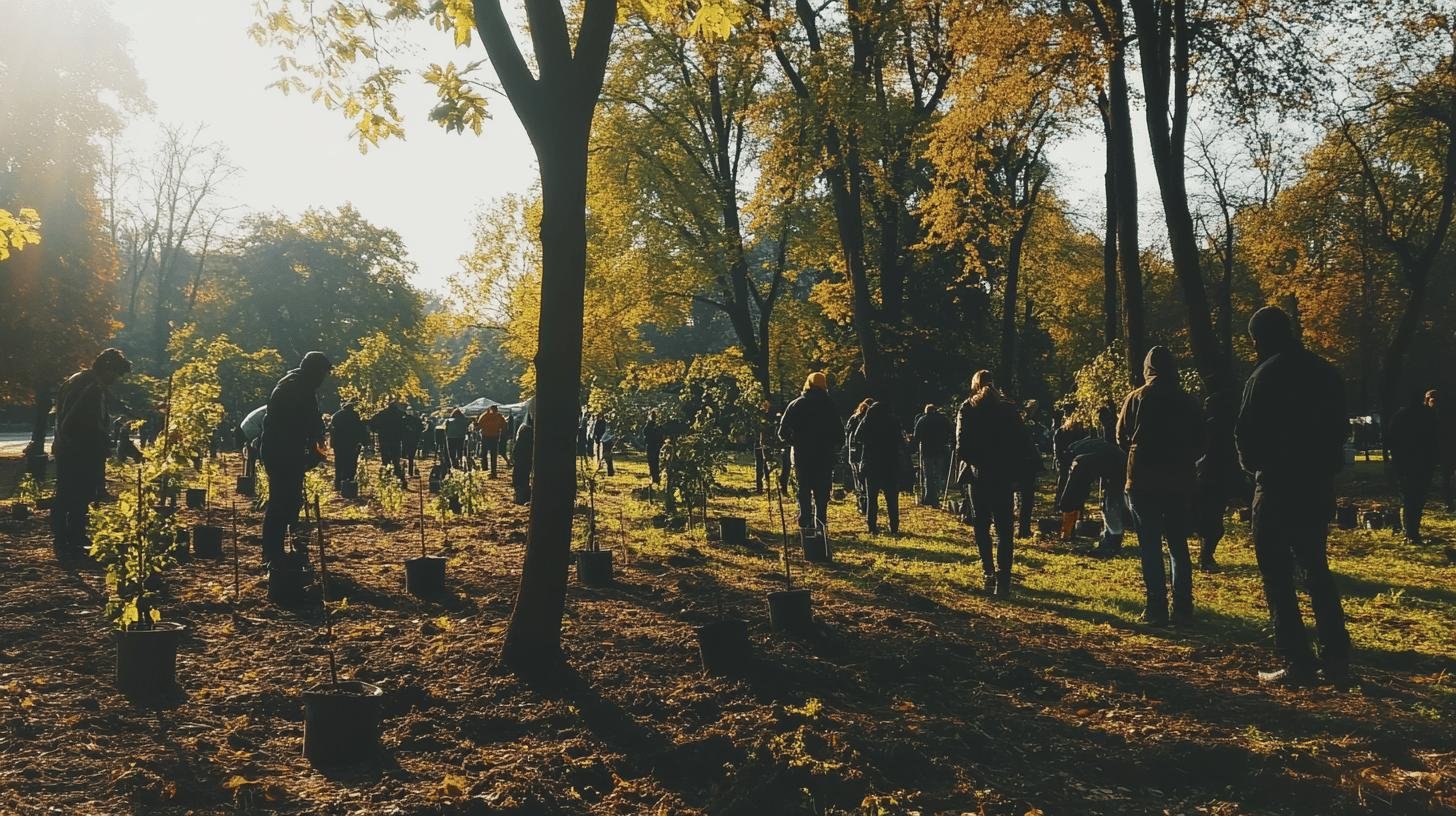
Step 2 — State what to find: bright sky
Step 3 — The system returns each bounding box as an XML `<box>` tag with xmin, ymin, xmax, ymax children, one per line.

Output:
<box><xmin>106</xmin><ymin>0</ymin><xmax>1158</xmax><ymax>294</ymax></box>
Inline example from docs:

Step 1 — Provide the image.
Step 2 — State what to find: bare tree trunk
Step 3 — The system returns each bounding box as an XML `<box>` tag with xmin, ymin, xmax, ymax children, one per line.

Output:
<box><xmin>1099</xmin><ymin>91</ymin><xmax>1119</xmax><ymax>350</ymax></box>
<box><xmin>1106</xmin><ymin>32</ymin><xmax>1145</xmax><ymax>384</ymax></box>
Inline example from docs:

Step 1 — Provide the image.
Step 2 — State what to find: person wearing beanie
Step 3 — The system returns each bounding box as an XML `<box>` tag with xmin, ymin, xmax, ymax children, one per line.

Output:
<box><xmin>954</xmin><ymin>369</ymin><xmax>1031</xmax><ymax>598</ymax></box>
<box><xmin>260</xmin><ymin>352</ymin><xmax>332</xmax><ymax>566</ymax></box>
<box><xmin>1236</xmin><ymin>305</ymin><xmax>1353</xmax><ymax>688</ymax></box>
<box><xmin>329</xmin><ymin>401</ymin><xmax>366</xmax><ymax>490</ymax></box>
<box><xmin>50</xmin><ymin>348</ymin><xmax>132</xmax><ymax>557</ymax></box>
<box><xmin>778</xmin><ymin>371</ymin><xmax>842</xmax><ymax>532</ymax></box>
<box><xmin>1116</xmin><ymin>346</ymin><xmax>1205</xmax><ymax>626</ymax></box>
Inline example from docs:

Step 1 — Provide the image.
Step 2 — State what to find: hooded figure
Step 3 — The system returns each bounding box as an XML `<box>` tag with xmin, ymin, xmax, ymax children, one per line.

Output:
<box><xmin>1116</xmin><ymin>346</ymin><xmax>1205</xmax><ymax>626</ymax></box>
<box><xmin>330</xmin><ymin>402</ymin><xmax>367</xmax><ymax>489</ymax></box>
<box><xmin>512</xmin><ymin>414</ymin><xmax>534</xmax><ymax>504</ymax></box>
<box><xmin>851</xmin><ymin>399</ymin><xmax>905</xmax><ymax>535</ymax></box>
<box><xmin>51</xmin><ymin>348</ymin><xmax>132</xmax><ymax>556</ymax></box>
<box><xmin>1386</xmin><ymin>390</ymin><xmax>1439</xmax><ymax>544</ymax></box>
<box><xmin>955</xmin><ymin>370</ymin><xmax>1031</xmax><ymax>597</ymax></box>
<box><xmin>1235</xmin><ymin>306</ymin><xmax>1352</xmax><ymax>687</ymax></box>
<box><xmin>778</xmin><ymin>371</ymin><xmax>843</xmax><ymax>531</ymax></box>
<box><xmin>260</xmin><ymin>352</ymin><xmax>331</xmax><ymax>565</ymax></box>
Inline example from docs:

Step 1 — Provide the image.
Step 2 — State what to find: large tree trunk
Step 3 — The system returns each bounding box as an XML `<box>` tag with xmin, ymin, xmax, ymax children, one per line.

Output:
<box><xmin>1099</xmin><ymin>92</ymin><xmax>1119</xmax><ymax>350</ymax></box>
<box><xmin>24</xmin><ymin>383</ymin><xmax>53</xmax><ymax>458</ymax></box>
<box><xmin>1380</xmin><ymin>269</ymin><xmax>1430</xmax><ymax>422</ymax></box>
<box><xmin>1106</xmin><ymin>35</ymin><xmax>1145</xmax><ymax>384</ymax></box>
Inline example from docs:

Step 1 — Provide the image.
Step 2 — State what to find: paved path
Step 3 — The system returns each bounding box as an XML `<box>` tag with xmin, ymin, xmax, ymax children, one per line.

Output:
<box><xmin>0</xmin><ymin>433</ymin><xmax>48</xmax><ymax>458</ymax></box>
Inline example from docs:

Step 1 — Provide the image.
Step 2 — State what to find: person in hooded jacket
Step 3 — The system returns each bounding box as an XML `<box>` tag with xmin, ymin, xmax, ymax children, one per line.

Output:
<box><xmin>852</xmin><ymin>399</ymin><xmax>905</xmax><ymax>535</ymax></box>
<box><xmin>912</xmin><ymin>404</ymin><xmax>953</xmax><ymax>507</ymax></box>
<box><xmin>1117</xmin><ymin>346</ymin><xmax>1205</xmax><ymax>626</ymax></box>
<box><xmin>1236</xmin><ymin>306</ymin><xmax>1352</xmax><ymax>687</ymax></box>
<box><xmin>401</xmin><ymin>407</ymin><xmax>422</xmax><ymax>476</ymax></box>
<box><xmin>1386</xmin><ymin>389</ymin><xmax>1439</xmax><ymax>545</ymax></box>
<box><xmin>512</xmin><ymin>415</ymin><xmax>534</xmax><ymax>504</ymax></box>
<box><xmin>370</xmin><ymin>400</ymin><xmax>410</xmax><ymax>486</ymax></box>
<box><xmin>329</xmin><ymin>402</ymin><xmax>367</xmax><ymax>489</ymax></box>
<box><xmin>1058</xmin><ymin>435</ymin><xmax>1128</xmax><ymax>556</ymax></box>
<box><xmin>1053</xmin><ymin>414</ymin><xmax>1090</xmax><ymax>512</ymax></box>
<box><xmin>51</xmin><ymin>348</ymin><xmax>133</xmax><ymax>556</ymax></box>
<box><xmin>1194</xmin><ymin>391</ymin><xmax>1247</xmax><ymax>571</ymax></box>
<box><xmin>261</xmin><ymin>352</ymin><xmax>331</xmax><ymax>565</ymax></box>
<box><xmin>845</xmin><ymin>399</ymin><xmax>874</xmax><ymax>514</ymax></box>
<box><xmin>956</xmin><ymin>370</ymin><xmax>1031</xmax><ymax>598</ymax></box>
<box><xmin>778</xmin><ymin>372</ymin><xmax>843</xmax><ymax>532</ymax></box>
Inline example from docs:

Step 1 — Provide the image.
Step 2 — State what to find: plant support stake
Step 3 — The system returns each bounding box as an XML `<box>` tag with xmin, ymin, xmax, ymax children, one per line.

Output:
<box><xmin>313</xmin><ymin>496</ymin><xmax>337</xmax><ymax>685</ymax></box>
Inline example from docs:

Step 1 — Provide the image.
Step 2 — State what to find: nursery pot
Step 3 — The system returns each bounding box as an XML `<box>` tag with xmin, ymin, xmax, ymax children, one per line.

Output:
<box><xmin>716</xmin><ymin>517</ymin><xmax>748</xmax><ymax>547</ymax></box>
<box><xmin>1386</xmin><ymin>508</ymin><xmax>1403</xmax><ymax>533</ymax></box>
<box><xmin>268</xmin><ymin>553</ymin><xmax>311</xmax><ymax>606</ymax></box>
<box><xmin>428</xmin><ymin>475</ymin><xmax>443</xmax><ymax>494</ymax></box>
<box><xmin>800</xmin><ymin>529</ymin><xmax>831</xmax><ymax>564</ymax></box>
<box><xmin>1237</xmin><ymin>506</ymin><xmax>1253</xmax><ymax>523</ymax></box>
<box><xmin>1335</xmin><ymin>504</ymin><xmax>1358</xmax><ymax>530</ymax></box>
<box><xmin>169</xmin><ymin>529</ymin><xmax>191</xmax><ymax>563</ymax></box>
<box><xmin>235</xmin><ymin>475</ymin><xmax>256</xmax><ymax>497</ymax></box>
<box><xmin>115</xmin><ymin>621</ymin><xmax>185</xmax><ymax>698</ymax></box>
<box><xmin>576</xmin><ymin>549</ymin><xmax>614</xmax><ymax>586</ymax></box>
<box><xmin>192</xmin><ymin>524</ymin><xmax>225</xmax><ymax>558</ymax></box>
<box><xmin>1075</xmin><ymin>519</ymin><xmax>1103</xmax><ymax>538</ymax></box>
<box><xmin>696</xmin><ymin>619</ymin><xmax>751</xmax><ymax>675</ymax></box>
<box><xmin>768</xmin><ymin>589</ymin><xmax>814</xmax><ymax>632</ymax></box>
<box><xmin>303</xmin><ymin>680</ymin><xmax>384</xmax><ymax>767</ymax></box>
<box><xmin>832</xmin><ymin>488</ymin><xmax>847</xmax><ymax>501</ymax></box>
<box><xmin>185</xmin><ymin>488</ymin><xmax>207</xmax><ymax>510</ymax></box>
<box><xmin>404</xmin><ymin>555</ymin><xmax>447</xmax><ymax>597</ymax></box>
<box><xmin>1037</xmin><ymin>517</ymin><xmax>1061</xmax><ymax>536</ymax></box>
<box><xmin>1362</xmin><ymin>510</ymin><xmax>1386</xmax><ymax>531</ymax></box>
<box><xmin>12</xmin><ymin>503</ymin><xmax>31</xmax><ymax>521</ymax></box>
<box><xmin>339</xmin><ymin>480</ymin><xmax>359</xmax><ymax>500</ymax></box>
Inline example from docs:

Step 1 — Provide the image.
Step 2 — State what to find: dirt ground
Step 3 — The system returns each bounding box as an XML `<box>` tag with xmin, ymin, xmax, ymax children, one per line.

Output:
<box><xmin>0</xmin><ymin>452</ymin><xmax>1452</xmax><ymax>815</ymax></box>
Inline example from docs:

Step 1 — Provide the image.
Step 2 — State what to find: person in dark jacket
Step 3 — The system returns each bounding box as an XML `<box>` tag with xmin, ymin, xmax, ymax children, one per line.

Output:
<box><xmin>845</xmin><ymin>399</ymin><xmax>874</xmax><ymax>514</ymax></box>
<box><xmin>956</xmin><ymin>370</ymin><xmax>1030</xmax><ymax>598</ymax></box>
<box><xmin>644</xmin><ymin>410</ymin><xmax>665</xmax><ymax>486</ymax></box>
<box><xmin>370</xmin><ymin>400</ymin><xmax>410</xmax><ymax>486</ymax></box>
<box><xmin>1015</xmin><ymin>401</ymin><xmax>1043</xmax><ymax>539</ymax></box>
<box><xmin>1236</xmin><ymin>306</ymin><xmax>1352</xmax><ymax>687</ymax></box>
<box><xmin>594</xmin><ymin>413</ymin><xmax>615</xmax><ymax>476</ymax></box>
<box><xmin>578</xmin><ymin>413</ymin><xmax>591</xmax><ymax>461</ymax></box>
<box><xmin>1117</xmin><ymin>346</ymin><xmax>1205</xmax><ymax>626</ymax></box>
<box><xmin>51</xmin><ymin>348</ymin><xmax>132</xmax><ymax>556</ymax></box>
<box><xmin>260</xmin><ymin>352</ymin><xmax>331</xmax><ymax>565</ymax></box>
<box><xmin>1195</xmin><ymin>391</ymin><xmax>1246</xmax><ymax>570</ymax></box>
<box><xmin>1052</xmin><ymin>414</ymin><xmax>1089</xmax><ymax>523</ymax></box>
<box><xmin>512</xmin><ymin>415</ymin><xmax>534</xmax><ymax>504</ymax></box>
<box><xmin>329</xmin><ymin>402</ymin><xmax>367</xmax><ymax>489</ymax></box>
<box><xmin>778</xmin><ymin>372</ymin><xmax>843</xmax><ymax>532</ymax></box>
<box><xmin>912</xmin><ymin>404</ymin><xmax>953</xmax><ymax>507</ymax></box>
<box><xmin>852</xmin><ymin>400</ymin><xmax>905</xmax><ymax>535</ymax></box>
<box><xmin>401</xmin><ymin>408</ymin><xmax>422</xmax><ymax>477</ymax></box>
<box><xmin>1058</xmin><ymin>435</ymin><xmax>1128</xmax><ymax>556</ymax></box>
<box><xmin>443</xmin><ymin>408</ymin><xmax>469</xmax><ymax>470</ymax></box>
<box><xmin>1386</xmin><ymin>389</ymin><xmax>1439</xmax><ymax>545</ymax></box>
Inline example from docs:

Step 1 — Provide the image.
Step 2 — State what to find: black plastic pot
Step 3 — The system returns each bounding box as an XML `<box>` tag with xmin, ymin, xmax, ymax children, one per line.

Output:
<box><xmin>339</xmin><ymin>481</ymin><xmax>359</xmax><ymax>500</ymax></box>
<box><xmin>115</xmin><ymin>621</ymin><xmax>185</xmax><ymax>698</ymax></box>
<box><xmin>1237</xmin><ymin>507</ymin><xmax>1253</xmax><ymax>523</ymax></box>
<box><xmin>576</xmin><ymin>549</ymin><xmax>614</xmax><ymax>586</ymax></box>
<box><xmin>405</xmin><ymin>555</ymin><xmax>447</xmax><ymax>597</ymax></box>
<box><xmin>169</xmin><ymin>529</ymin><xmax>190</xmax><ymax>562</ymax></box>
<box><xmin>236</xmin><ymin>475</ymin><xmax>256</xmax><ymax>497</ymax></box>
<box><xmin>268</xmin><ymin>554</ymin><xmax>311</xmax><ymax>606</ymax></box>
<box><xmin>303</xmin><ymin>680</ymin><xmax>383</xmax><ymax>766</ymax></box>
<box><xmin>1037</xmin><ymin>517</ymin><xmax>1061</xmax><ymax>535</ymax></box>
<box><xmin>768</xmin><ymin>589</ymin><xmax>814</xmax><ymax>632</ymax></box>
<box><xmin>1362</xmin><ymin>510</ymin><xmax>1387</xmax><ymax>531</ymax></box>
<box><xmin>448</xmin><ymin>495</ymin><xmax>462</xmax><ymax>514</ymax></box>
<box><xmin>800</xmin><ymin>530</ymin><xmax>831</xmax><ymax>564</ymax></box>
<box><xmin>696</xmin><ymin>619</ymin><xmax>751</xmax><ymax>675</ymax></box>
<box><xmin>192</xmin><ymin>524</ymin><xmax>224</xmax><ymax>558</ymax></box>
<box><xmin>12</xmin><ymin>503</ymin><xmax>31</xmax><ymax>521</ymax></box>
<box><xmin>1386</xmin><ymin>508</ymin><xmax>1403</xmax><ymax>533</ymax></box>
<box><xmin>716</xmin><ymin>517</ymin><xmax>748</xmax><ymax>547</ymax></box>
<box><xmin>1335</xmin><ymin>504</ymin><xmax>1358</xmax><ymax>530</ymax></box>
<box><xmin>428</xmin><ymin>475</ymin><xmax>443</xmax><ymax>494</ymax></box>
<box><xmin>185</xmin><ymin>488</ymin><xmax>207</xmax><ymax>510</ymax></box>
<box><xmin>832</xmin><ymin>488</ymin><xmax>847</xmax><ymax>501</ymax></box>
<box><xmin>1075</xmin><ymin>519</ymin><xmax>1102</xmax><ymax>538</ymax></box>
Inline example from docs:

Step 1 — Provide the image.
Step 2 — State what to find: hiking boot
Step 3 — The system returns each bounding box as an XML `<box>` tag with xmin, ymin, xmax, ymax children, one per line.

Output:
<box><xmin>1139</xmin><ymin>610</ymin><xmax>1169</xmax><ymax>627</ymax></box>
<box><xmin>1258</xmin><ymin>664</ymin><xmax>1318</xmax><ymax>688</ymax></box>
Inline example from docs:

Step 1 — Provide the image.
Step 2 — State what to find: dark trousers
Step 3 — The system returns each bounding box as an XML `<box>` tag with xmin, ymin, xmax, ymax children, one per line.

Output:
<box><xmin>243</xmin><ymin>443</ymin><xmax>259</xmax><ymax>478</ymax></box>
<box><xmin>262</xmin><ymin>456</ymin><xmax>306</xmax><ymax>561</ymax></box>
<box><xmin>335</xmin><ymin>445</ymin><xmax>360</xmax><ymax>488</ymax></box>
<box><xmin>482</xmin><ymin>438</ymin><xmax>500</xmax><ymax>476</ymax></box>
<box><xmin>921</xmin><ymin>449</ymin><xmax>948</xmax><ymax>506</ymax></box>
<box><xmin>513</xmin><ymin>461</ymin><xmax>532</xmax><ymax>503</ymax></box>
<box><xmin>1398</xmin><ymin>467</ymin><xmax>1433</xmax><ymax>540</ymax></box>
<box><xmin>380</xmin><ymin>440</ymin><xmax>405</xmax><ymax>484</ymax></box>
<box><xmin>51</xmin><ymin>450</ymin><xmax>103</xmax><ymax>550</ymax></box>
<box><xmin>865</xmin><ymin>472</ymin><xmax>899</xmax><ymax>533</ymax></box>
<box><xmin>598</xmin><ymin>440</ymin><xmax>614</xmax><ymax>476</ymax></box>
<box><xmin>446</xmin><ymin>437</ymin><xmax>465</xmax><ymax>470</ymax></box>
<box><xmin>754</xmin><ymin>445</ymin><xmax>768</xmax><ymax>492</ymax></box>
<box><xmin>402</xmin><ymin>441</ymin><xmax>418</xmax><ymax>475</ymax></box>
<box><xmin>1252</xmin><ymin>481</ymin><xmax>1350</xmax><ymax>670</ymax></box>
<box><xmin>1129</xmin><ymin>489</ymin><xmax>1194</xmax><ymax>616</ymax></box>
<box><xmin>648</xmin><ymin>444</ymin><xmax>663</xmax><ymax>485</ymax></box>
<box><xmin>795</xmin><ymin>464</ymin><xmax>832</xmax><ymax>530</ymax></box>
<box><xmin>970</xmin><ymin>480</ymin><xmax>1015</xmax><ymax>578</ymax></box>
<box><xmin>1016</xmin><ymin>481</ymin><xmax>1034</xmax><ymax>537</ymax></box>
<box><xmin>1194</xmin><ymin>482</ymin><xmax>1226</xmax><ymax>559</ymax></box>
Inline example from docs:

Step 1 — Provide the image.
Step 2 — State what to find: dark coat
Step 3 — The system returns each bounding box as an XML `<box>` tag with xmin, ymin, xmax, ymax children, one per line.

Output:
<box><xmin>330</xmin><ymin>407</ymin><xmax>367</xmax><ymax>450</ymax></box>
<box><xmin>1387</xmin><ymin>404</ymin><xmax>1439</xmax><ymax>476</ymax></box>
<box><xmin>954</xmin><ymin>387</ymin><xmax>1029</xmax><ymax>487</ymax></box>
<box><xmin>778</xmin><ymin>388</ymin><xmax>843</xmax><ymax>474</ymax></box>
<box><xmin>852</xmin><ymin>402</ymin><xmax>904</xmax><ymax>481</ymax></box>
<box><xmin>643</xmin><ymin>420</ymin><xmax>665</xmax><ymax>450</ymax></box>
<box><xmin>401</xmin><ymin>413</ymin><xmax>422</xmax><ymax>446</ymax></box>
<box><xmin>53</xmin><ymin>369</ymin><xmax>112</xmax><ymax>459</ymax></box>
<box><xmin>911</xmin><ymin>411</ymin><xmax>953</xmax><ymax>451</ymax></box>
<box><xmin>261</xmin><ymin>369</ymin><xmax>326</xmax><ymax>463</ymax></box>
<box><xmin>1053</xmin><ymin>426</ymin><xmax>1090</xmax><ymax>470</ymax></box>
<box><xmin>845</xmin><ymin>413</ymin><xmax>867</xmax><ymax>466</ymax></box>
<box><xmin>513</xmin><ymin>422</ymin><xmax>534</xmax><ymax>486</ymax></box>
<box><xmin>1116</xmin><ymin>349</ymin><xmax>1204</xmax><ymax>495</ymax></box>
<box><xmin>370</xmin><ymin>404</ymin><xmax>409</xmax><ymax>445</ymax></box>
<box><xmin>1235</xmin><ymin>346</ymin><xmax>1348</xmax><ymax>488</ymax></box>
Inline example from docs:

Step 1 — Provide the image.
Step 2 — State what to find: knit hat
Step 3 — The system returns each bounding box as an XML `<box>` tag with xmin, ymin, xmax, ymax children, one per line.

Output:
<box><xmin>803</xmin><ymin>371</ymin><xmax>828</xmax><ymax>392</ymax></box>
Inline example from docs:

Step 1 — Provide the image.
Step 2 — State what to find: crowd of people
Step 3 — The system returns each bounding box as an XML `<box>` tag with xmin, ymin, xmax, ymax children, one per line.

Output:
<box><xmin>38</xmin><ymin>306</ymin><xmax>1456</xmax><ymax>689</ymax></box>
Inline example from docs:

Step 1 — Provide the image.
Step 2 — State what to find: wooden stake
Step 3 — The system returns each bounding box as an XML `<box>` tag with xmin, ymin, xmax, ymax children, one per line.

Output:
<box><xmin>313</xmin><ymin>496</ymin><xmax>337</xmax><ymax>686</ymax></box>
<box><xmin>230</xmin><ymin>500</ymin><xmax>239</xmax><ymax>603</ymax></box>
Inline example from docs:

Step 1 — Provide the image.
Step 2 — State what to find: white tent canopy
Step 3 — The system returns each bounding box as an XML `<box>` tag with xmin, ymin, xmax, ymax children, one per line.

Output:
<box><xmin>459</xmin><ymin>397</ymin><xmax>534</xmax><ymax>419</ymax></box>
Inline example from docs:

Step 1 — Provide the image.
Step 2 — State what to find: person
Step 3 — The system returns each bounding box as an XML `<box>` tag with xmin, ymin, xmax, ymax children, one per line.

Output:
<box><xmin>1236</xmin><ymin>306</ymin><xmax>1353</xmax><ymax>687</ymax></box>
<box><xmin>238</xmin><ymin>404</ymin><xmax>267</xmax><ymax>480</ymax></box>
<box><xmin>1015</xmin><ymin>403</ymin><xmax>1043</xmax><ymax>539</ymax></box>
<box><xmin>260</xmin><ymin>352</ymin><xmax>331</xmax><ymax>566</ymax></box>
<box><xmin>329</xmin><ymin>402</ymin><xmax>367</xmax><ymax>489</ymax></box>
<box><xmin>50</xmin><ymin>348</ymin><xmax>132</xmax><ymax>557</ymax></box>
<box><xmin>852</xmin><ymin>399</ymin><xmax>905</xmax><ymax>535</ymax></box>
<box><xmin>1117</xmin><ymin>346</ymin><xmax>1205</xmax><ymax>626</ymax></box>
<box><xmin>955</xmin><ymin>370</ymin><xmax>1030</xmax><ymax>598</ymax></box>
<box><xmin>1194</xmin><ymin>391</ymin><xmax>1247</xmax><ymax>570</ymax></box>
<box><xmin>578</xmin><ymin>413</ymin><xmax>591</xmax><ymax>461</ymax></box>
<box><xmin>401</xmin><ymin>406</ymin><xmax>422</xmax><ymax>477</ymax></box>
<box><xmin>1057</xmin><ymin>435</ymin><xmax>1128</xmax><ymax>556</ymax></box>
<box><xmin>1098</xmin><ymin>402</ymin><xmax>1118</xmax><ymax>442</ymax></box>
<box><xmin>845</xmin><ymin>399</ymin><xmax>874</xmax><ymax>514</ymax></box>
<box><xmin>475</xmin><ymin>405</ymin><xmax>508</xmax><ymax>477</ymax></box>
<box><xmin>1386</xmin><ymin>389</ymin><xmax>1439</xmax><ymax>545</ymax></box>
<box><xmin>590</xmin><ymin>412</ymin><xmax>614</xmax><ymax>475</ymax></box>
<box><xmin>370</xmin><ymin>400</ymin><xmax>410</xmax><ymax>486</ymax></box>
<box><xmin>778</xmin><ymin>372</ymin><xmax>843</xmax><ymax>533</ymax></box>
<box><xmin>1052</xmin><ymin>414</ymin><xmax>1089</xmax><ymax>516</ymax></box>
<box><xmin>644</xmin><ymin>410</ymin><xmax>665</xmax><ymax>486</ymax></box>
<box><xmin>444</xmin><ymin>408</ymin><xmax>469</xmax><ymax>471</ymax></box>
<box><xmin>912</xmin><ymin>404</ymin><xmax>953</xmax><ymax>507</ymax></box>
<box><xmin>512</xmin><ymin>414</ymin><xmax>534</xmax><ymax>504</ymax></box>
<box><xmin>754</xmin><ymin>401</ymin><xmax>774</xmax><ymax>494</ymax></box>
